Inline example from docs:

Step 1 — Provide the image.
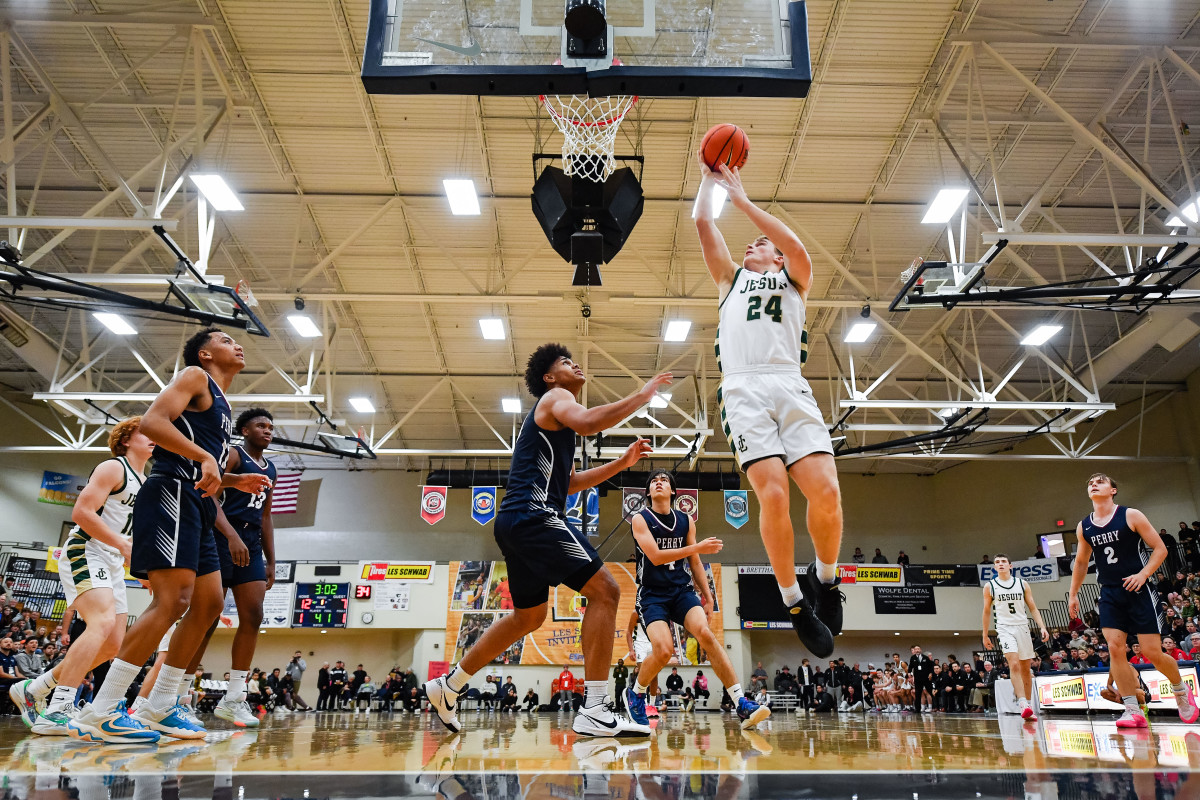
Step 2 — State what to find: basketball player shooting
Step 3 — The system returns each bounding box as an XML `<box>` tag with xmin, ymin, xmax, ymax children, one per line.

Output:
<box><xmin>1068</xmin><ymin>473</ymin><xmax>1200</xmax><ymax>727</ymax></box>
<box><xmin>694</xmin><ymin>152</ymin><xmax>844</xmax><ymax>658</ymax></box>
<box><xmin>981</xmin><ymin>554</ymin><xmax>1049</xmax><ymax>720</ymax></box>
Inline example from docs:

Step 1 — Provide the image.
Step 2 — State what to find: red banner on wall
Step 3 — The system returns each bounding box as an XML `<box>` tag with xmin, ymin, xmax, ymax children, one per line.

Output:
<box><xmin>421</xmin><ymin>485</ymin><xmax>447</xmax><ymax>525</ymax></box>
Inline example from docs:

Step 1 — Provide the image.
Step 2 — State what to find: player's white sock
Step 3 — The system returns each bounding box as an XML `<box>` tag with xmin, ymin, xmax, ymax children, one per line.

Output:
<box><xmin>778</xmin><ymin>581</ymin><xmax>803</xmax><ymax>606</ymax></box>
<box><xmin>149</xmin><ymin>665</ymin><xmax>186</xmax><ymax>710</ymax></box>
<box><xmin>445</xmin><ymin>665</ymin><xmax>473</xmax><ymax>694</ymax></box>
<box><xmin>815</xmin><ymin>559</ymin><xmax>838</xmax><ymax>584</ymax></box>
<box><xmin>1172</xmin><ymin>682</ymin><xmax>1190</xmax><ymax>704</ymax></box>
<box><xmin>179</xmin><ymin>675</ymin><xmax>193</xmax><ymax>702</ymax></box>
<box><xmin>227</xmin><ymin>670</ymin><xmax>248</xmax><ymax>703</ymax></box>
<box><xmin>48</xmin><ymin>684</ymin><xmax>76</xmax><ymax>711</ymax></box>
<box><xmin>1018</xmin><ymin>697</ymin><xmax>1030</xmax><ymax>709</ymax></box>
<box><xmin>634</xmin><ymin>680</ymin><xmax>648</xmax><ymax>696</ymax></box>
<box><xmin>583</xmin><ymin>681</ymin><xmax>607</xmax><ymax>709</ymax></box>
<box><xmin>1122</xmin><ymin>695</ymin><xmax>1140</xmax><ymax>714</ymax></box>
<box><xmin>28</xmin><ymin>669</ymin><xmax>58</xmax><ymax>701</ymax></box>
<box><xmin>728</xmin><ymin>684</ymin><xmax>745</xmax><ymax>704</ymax></box>
<box><xmin>91</xmin><ymin>658</ymin><xmax>141</xmax><ymax>713</ymax></box>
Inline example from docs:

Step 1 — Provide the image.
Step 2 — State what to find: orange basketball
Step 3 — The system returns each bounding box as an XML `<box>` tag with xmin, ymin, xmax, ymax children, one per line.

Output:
<box><xmin>700</xmin><ymin>123</ymin><xmax>749</xmax><ymax>172</ymax></box>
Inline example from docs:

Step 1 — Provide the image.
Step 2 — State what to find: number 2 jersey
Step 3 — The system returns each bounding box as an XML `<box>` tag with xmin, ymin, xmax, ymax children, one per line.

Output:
<box><xmin>1080</xmin><ymin>505</ymin><xmax>1151</xmax><ymax>587</ymax></box>
<box><xmin>222</xmin><ymin>444</ymin><xmax>276</xmax><ymax>528</ymax></box>
<box><xmin>716</xmin><ymin>266</ymin><xmax>808</xmax><ymax>376</ymax></box>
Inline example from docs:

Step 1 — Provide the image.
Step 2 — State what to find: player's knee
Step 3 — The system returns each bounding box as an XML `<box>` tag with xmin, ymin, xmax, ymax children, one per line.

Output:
<box><xmin>756</xmin><ymin>480</ymin><xmax>789</xmax><ymax>511</ymax></box>
<box><xmin>583</xmin><ymin>570</ymin><xmax>620</xmax><ymax>608</ymax></box>
<box><xmin>516</xmin><ymin>607</ymin><xmax>546</xmax><ymax>635</ymax></box>
<box><xmin>242</xmin><ymin>603</ymin><xmax>264</xmax><ymax>629</ymax></box>
<box><xmin>652</xmin><ymin>641</ymin><xmax>673</xmax><ymax>663</ymax></box>
<box><xmin>158</xmin><ymin>593</ymin><xmax>192</xmax><ymax>622</ymax></box>
<box><xmin>808</xmin><ymin>478</ymin><xmax>841</xmax><ymax>513</ymax></box>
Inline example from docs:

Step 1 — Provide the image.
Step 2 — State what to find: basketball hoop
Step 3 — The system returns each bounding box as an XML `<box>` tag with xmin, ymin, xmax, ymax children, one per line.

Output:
<box><xmin>539</xmin><ymin>92</ymin><xmax>637</xmax><ymax>183</ymax></box>
<box><xmin>234</xmin><ymin>279</ymin><xmax>259</xmax><ymax>308</ymax></box>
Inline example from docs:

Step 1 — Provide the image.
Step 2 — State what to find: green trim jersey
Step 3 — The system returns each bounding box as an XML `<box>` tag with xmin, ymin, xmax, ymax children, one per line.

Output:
<box><xmin>716</xmin><ymin>267</ymin><xmax>809</xmax><ymax>376</ymax></box>
<box><xmin>67</xmin><ymin>456</ymin><xmax>144</xmax><ymax>553</ymax></box>
<box><xmin>989</xmin><ymin>576</ymin><xmax>1029</xmax><ymax>628</ymax></box>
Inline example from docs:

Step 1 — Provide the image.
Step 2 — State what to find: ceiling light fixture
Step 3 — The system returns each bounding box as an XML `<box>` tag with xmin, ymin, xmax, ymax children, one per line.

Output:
<box><xmin>501</xmin><ymin>397</ymin><xmax>521</xmax><ymax>413</ymax></box>
<box><xmin>348</xmin><ymin>397</ymin><xmax>375</xmax><ymax>413</ymax></box>
<box><xmin>444</xmin><ymin>179</ymin><xmax>481</xmax><ymax>215</ymax></box>
<box><xmin>479</xmin><ymin>318</ymin><xmax>506</xmax><ymax>340</ymax></box>
<box><xmin>93</xmin><ymin>312</ymin><xmax>137</xmax><ymax>335</ymax></box>
<box><xmin>844</xmin><ymin>321</ymin><xmax>877</xmax><ymax>343</ymax></box>
<box><xmin>663</xmin><ymin>320</ymin><xmax>692</xmax><ymax>342</ymax></box>
<box><xmin>287</xmin><ymin>314</ymin><xmax>322</xmax><ymax>338</ymax></box>
<box><xmin>1166</xmin><ymin>199</ymin><xmax>1199</xmax><ymax>228</ymax></box>
<box><xmin>189</xmin><ymin>174</ymin><xmax>244</xmax><ymax>211</ymax></box>
<box><xmin>921</xmin><ymin>188</ymin><xmax>969</xmax><ymax>224</ymax></box>
<box><xmin>1020</xmin><ymin>324</ymin><xmax>1062</xmax><ymax>346</ymax></box>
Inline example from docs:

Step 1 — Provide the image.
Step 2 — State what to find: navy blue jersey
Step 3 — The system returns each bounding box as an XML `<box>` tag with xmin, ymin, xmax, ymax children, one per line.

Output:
<box><xmin>497</xmin><ymin>400</ymin><xmax>575</xmax><ymax>518</ymax></box>
<box><xmin>1081</xmin><ymin>506</ymin><xmax>1150</xmax><ymax>587</ymax></box>
<box><xmin>634</xmin><ymin>508</ymin><xmax>693</xmax><ymax>591</ymax></box>
<box><xmin>222</xmin><ymin>445</ymin><xmax>276</xmax><ymax>526</ymax></box>
<box><xmin>151</xmin><ymin>372</ymin><xmax>233</xmax><ymax>482</ymax></box>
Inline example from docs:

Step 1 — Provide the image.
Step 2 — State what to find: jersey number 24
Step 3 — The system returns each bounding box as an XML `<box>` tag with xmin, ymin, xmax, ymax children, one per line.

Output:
<box><xmin>746</xmin><ymin>295</ymin><xmax>782</xmax><ymax>323</ymax></box>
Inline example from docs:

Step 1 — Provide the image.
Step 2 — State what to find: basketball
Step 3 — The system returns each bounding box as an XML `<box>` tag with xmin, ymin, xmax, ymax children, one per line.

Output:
<box><xmin>700</xmin><ymin>123</ymin><xmax>749</xmax><ymax>172</ymax></box>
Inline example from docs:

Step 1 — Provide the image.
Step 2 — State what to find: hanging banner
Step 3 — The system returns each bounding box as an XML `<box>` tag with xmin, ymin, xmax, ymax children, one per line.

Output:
<box><xmin>471</xmin><ymin>486</ymin><xmax>496</xmax><ymax>526</ymax></box>
<box><xmin>978</xmin><ymin>557</ymin><xmax>1058</xmax><ymax>584</ymax></box>
<box><xmin>566</xmin><ymin>488</ymin><xmax>599</xmax><ymax>539</ymax></box>
<box><xmin>38</xmin><ymin>471</ymin><xmax>87</xmax><ymax>506</ymax></box>
<box><xmin>420</xmin><ymin>486</ymin><xmax>448</xmax><ymax>525</ymax></box>
<box><xmin>837</xmin><ymin>565</ymin><xmax>903</xmax><ymax>585</ymax></box>
<box><xmin>674</xmin><ymin>488</ymin><xmax>699</xmax><ymax>522</ymax></box>
<box><xmin>724</xmin><ymin>490</ymin><xmax>749</xmax><ymax>529</ymax></box>
<box><xmin>873</xmin><ymin>586</ymin><xmax>937</xmax><ymax>614</ymax></box>
<box><xmin>621</xmin><ymin>487</ymin><xmax>646</xmax><ymax>520</ymax></box>
<box><xmin>904</xmin><ymin>564</ymin><xmax>980</xmax><ymax>587</ymax></box>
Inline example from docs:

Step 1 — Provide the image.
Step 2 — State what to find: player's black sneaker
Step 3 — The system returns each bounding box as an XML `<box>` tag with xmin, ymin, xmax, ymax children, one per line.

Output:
<box><xmin>787</xmin><ymin>594</ymin><xmax>834</xmax><ymax>658</ymax></box>
<box><xmin>804</xmin><ymin>561</ymin><xmax>846</xmax><ymax>636</ymax></box>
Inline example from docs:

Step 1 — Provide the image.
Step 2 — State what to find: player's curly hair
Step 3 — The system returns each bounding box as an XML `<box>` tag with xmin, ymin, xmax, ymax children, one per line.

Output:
<box><xmin>108</xmin><ymin>416</ymin><xmax>142</xmax><ymax>457</ymax></box>
<box><xmin>524</xmin><ymin>343</ymin><xmax>572</xmax><ymax>397</ymax></box>
<box><xmin>236</xmin><ymin>407</ymin><xmax>273</xmax><ymax>435</ymax></box>
<box><xmin>183</xmin><ymin>326</ymin><xmax>224</xmax><ymax>368</ymax></box>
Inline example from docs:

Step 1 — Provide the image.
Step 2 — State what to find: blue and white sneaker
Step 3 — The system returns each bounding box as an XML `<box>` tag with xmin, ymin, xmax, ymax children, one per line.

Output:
<box><xmin>133</xmin><ymin>701</ymin><xmax>208</xmax><ymax>740</ymax></box>
<box><xmin>67</xmin><ymin>700</ymin><xmax>161</xmax><ymax>744</ymax></box>
<box><xmin>736</xmin><ymin>697</ymin><xmax>771</xmax><ymax>729</ymax></box>
<box><xmin>625</xmin><ymin>686</ymin><xmax>649</xmax><ymax>726</ymax></box>
<box><xmin>9</xmin><ymin>678</ymin><xmax>41</xmax><ymax>729</ymax></box>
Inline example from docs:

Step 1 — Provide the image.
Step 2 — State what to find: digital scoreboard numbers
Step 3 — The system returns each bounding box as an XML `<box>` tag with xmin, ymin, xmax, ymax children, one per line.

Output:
<box><xmin>292</xmin><ymin>582</ymin><xmax>349</xmax><ymax>628</ymax></box>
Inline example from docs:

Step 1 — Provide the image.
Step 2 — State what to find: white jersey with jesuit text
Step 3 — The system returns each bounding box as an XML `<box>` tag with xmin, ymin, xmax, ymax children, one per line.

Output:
<box><xmin>990</xmin><ymin>576</ymin><xmax>1030</xmax><ymax>628</ymax></box>
<box><xmin>716</xmin><ymin>267</ymin><xmax>808</xmax><ymax>376</ymax></box>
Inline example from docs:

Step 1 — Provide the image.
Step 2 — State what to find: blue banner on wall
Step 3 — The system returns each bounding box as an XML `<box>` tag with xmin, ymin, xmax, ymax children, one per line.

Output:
<box><xmin>471</xmin><ymin>486</ymin><xmax>497</xmax><ymax>525</ymax></box>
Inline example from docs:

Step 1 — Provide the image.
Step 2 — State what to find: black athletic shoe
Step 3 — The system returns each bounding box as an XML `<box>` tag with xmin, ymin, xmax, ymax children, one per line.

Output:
<box><xmin>804</xmin><ymin>561</ymin><xmax>846</xmax><ymax>636</ymax></box>
<box><xmin>787</xmin><ymin>595</ymin><xmax>834</xmax><ymax>658</ymax></box>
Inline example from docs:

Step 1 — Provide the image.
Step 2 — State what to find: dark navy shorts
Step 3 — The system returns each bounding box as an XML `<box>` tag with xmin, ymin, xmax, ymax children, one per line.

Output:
<box><xmin>130</xmin><ymin>476</ymin><xmax>220</xmax><ymax>578</ymax></box>
<box><xmin>1098</xmin><ymin>583</ymin><xmax>1163</xmax><ymax>636</ymax></box>
<box><xmin>493</xmin><ymin>510</ymin><xmax>603</xmax><ymax>609</ymax></box>
<box><xmin>637</xmin><ymin>584</ymin><xmax>703</xmax><ymax>629</ymax></box>
<box><xmin>215</xmin><ymin>520</ymin><xmax>268</xmax><ymax>586</ymax></box>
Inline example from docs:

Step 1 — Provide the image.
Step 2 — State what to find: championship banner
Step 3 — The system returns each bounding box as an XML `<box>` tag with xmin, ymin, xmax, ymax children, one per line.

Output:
<box><xmin>420</xmin><ymin>485</ymin><xmax>447</xmax><ymax>525</ymax></box>
<box><xmin>566</xmin><ymin>488</ymin><xmax>599</xmax><ymax>538</ymax></box>
<box><xmin>838</xmin><ymin>565</ymin><xmax>902</xmax><ymax>585</ymax></box>
<box><xmin>621</xmin><ymin>487</ymin><xmax>646</xmax><ymax>520</ymax></box>
<box><xmin>471</xmin><ymin>487</ymin><xmax>496</xmax><ymax>526</ymax></box>
<box><xmin>978</xmin><ymin>557</ymin><xmax>1058</xmax><ymax>584</ymax></box>
<box><xmin>724</xmin><ymin>490</ymin><xmax>749</xmax><ymax>529</ymax></box>
<box><xmin>674</xmin><ymin>489</ymin><xmax>699</xmax><ymax>522</ymax></box>
<box><xmin>873</xmin><ymin>586</ymin><xmax>936</xmax><ymax>614</ymax></box>
<box><xmin>904</xmin><ymin>564</ymin><xmax>979</xmax><ymax>587</ymax></box>
<box><xmin>445</xmin><ymin>561</ymin><xmax>723</xmax><ymax>666</ymax></box>
<box><xmin>359</xmin><ymin>561</ymin><xmax>435</xmax><ymax>583</ymax></box>
<box><xmin>38</xmin><ymin>471</ymin><xmax>86</xmax><ymax>506</ymax></box>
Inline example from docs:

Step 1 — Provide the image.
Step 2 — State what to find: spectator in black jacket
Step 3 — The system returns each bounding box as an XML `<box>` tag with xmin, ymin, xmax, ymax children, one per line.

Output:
<box><xmin>909</xmin><ymin>645</ymin><xmax>934</xmax><ymax>713</ymax></box>
<box><xmin>812</xmin><ymin>684</ymin><xmax>835</xmax><ymax>712</ymax></box>
<box><xmin>930</xmin><ymin>664</ymin><xmax>948</xmax><ymax>711</ymax></box>
<box><xmin>329</xmin><ymin>661</ymin><xmax>348</xmax><ymax>710</ymax></box>
<box><xmin>796</xmin><ymin>660</ymin><xmax>815</xmax><ymax>706</ymax></box>
<box><xmin>522</xmin><ymin>688</ymin><xmax>539</xmax><ymax>712</ymax></box>
<box><xmin>665</xmin><ymin>668</ymin><xmax>684</xmax><ymax>699</ymax></box>
<box><xmin>774</xmin><ymin>666</ymin><xmax>798</xmax><ymax>695</ymax></box>
<box><xmin>316</xmin><ymin>663</ymin><xmax>332</xmax><ymax>710</ymax></box>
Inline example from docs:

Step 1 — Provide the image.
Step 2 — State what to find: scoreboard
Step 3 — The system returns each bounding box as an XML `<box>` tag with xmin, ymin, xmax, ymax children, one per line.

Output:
<box><xmin>292</xmin><ymin>582</ymin><xmax>349</xmax><ymax>628</ymax></box>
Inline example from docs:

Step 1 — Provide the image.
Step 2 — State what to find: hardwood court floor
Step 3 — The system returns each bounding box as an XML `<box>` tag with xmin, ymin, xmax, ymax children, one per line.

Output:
<box><xmin>2</xmin><ymin>709</ymin><xmax>1200</xmax><ymax>798</ymax></box>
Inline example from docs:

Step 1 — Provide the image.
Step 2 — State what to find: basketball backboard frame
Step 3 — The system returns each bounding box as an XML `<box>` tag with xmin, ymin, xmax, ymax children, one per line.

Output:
<box><xmin>361</xmin><ymin>0</ymin><xmax>811</xmax><ymax>98</ymax></box>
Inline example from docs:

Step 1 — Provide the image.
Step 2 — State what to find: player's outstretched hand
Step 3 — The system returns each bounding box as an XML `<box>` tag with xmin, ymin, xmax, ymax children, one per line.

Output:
<box><xmin>1122</xmin><ymin>571</ymin><xmax>1148</xmax><ymax>592</ymax></box>
<box><xmin>696</xmin><ymin>537</ymin><xmax>723</xmax><ymax>555</ymax></box>
<box><xmin>623</xmin><ymin>437</ymin><xmax>653</xmax><ymax>466</ymax></box>
<box><xmin>1067</xmin><ymin>594</ymin><xmax>1080</xmax><ymax>620</ymax></box>
<box><xmin>228</xmin><ymin>473</ymin><xmax>271</xmax><ymax>494</ymax></box>
<box><xmin>640</xmin><ymin>372</ymin><xmax>673</xmax><ymax>402</ymax></box>
<box><xmin>716</xmin><ymin>164</ymin><xmax>748</xmax><ymax>204</ymax></box>
<box><xmin>196</xmin><ymin>455</ymin><xmax>222</xmax><ymax>498</ymax></box>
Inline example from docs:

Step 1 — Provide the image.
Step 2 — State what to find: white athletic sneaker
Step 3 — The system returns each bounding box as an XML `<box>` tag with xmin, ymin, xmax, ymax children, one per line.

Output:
<box><xmin>572</xmin><ymin>738</ymin><xmax>652</xmax><ymax>770</ymax></box>
<box><xmin>572</xmin><ymin>702</ymin><xmax>652</xmax><ymax>738</ymax></box>
<box><xmin>67</xmin><ymin>700</ymin><xmax>161</xmax><ymax>744</ymax></box>
<box><xmin>31</xmin><ymin>704</ymin><xmax>75</xmax><ymax>736</ymax></box>
<box><xmin>132</xmin><ymin>701</ymin><xmax>208</xmax><ymax>739</ymax></box>
<box><xmin>424</xmin><ymin>676</ymin><xmax>463</xmax><ymax>734</ymax></box>
<box><xmin>215</xmin><ymin>697</ymin><xmax>261</xmax><ymax>728</ymax></box>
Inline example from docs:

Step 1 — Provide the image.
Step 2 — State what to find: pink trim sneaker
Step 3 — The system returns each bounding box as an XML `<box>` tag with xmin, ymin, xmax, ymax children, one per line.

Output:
<box><xmin>1021</xmin><ymin>706</ymin><xmax>1037</xmax><ymax>721</ymax></box>
<box><xmin>1178</xmin><ymin>685</ymin><xmax>1200</xmax><ymax>724</ymax></box>
<box><xmin>1116</xmin><ymin>709</ymin><xmax>1149</xmax><ymax>728</ymax></box>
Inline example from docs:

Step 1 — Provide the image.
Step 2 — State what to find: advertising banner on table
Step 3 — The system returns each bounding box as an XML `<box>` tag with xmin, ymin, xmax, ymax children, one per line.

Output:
<box><xmin>38</xmin><ymin>471</ymin><xmax>87</xmax><ymax>506</ymax></box>
<box><xmin>420</xmin><ymin>486</ymin><xmax>447</xmax><ymax>525</ymax></box>
<box><xmin>621</xmin><ymin>487</ymin><xmax>646</xmax><ymax>520</ymax></box>
<box><xmin>674</xmin><ymin>489</ymin><xmax>699</xmax><ymax>522</ymax></box>
<box><xmin>724</xmin><ymin>490</ymin><xmax>749</xmax><ymax>529</ymax></box>
<box><xmin>978</xmin><ymin>557</ymin><xmax>1058</xmax><ymax>584</ymax></box>
<box><xmin>873</xmin><ymin>586</ymin><xmax>936</xmax><ymax>614</ymax></box>
<box><xmin>838</xmin><ymin>565</ymin><xmax>903</xmax><ymax>585</ymax></box>
<box><xmin>1035</xmin><ymin>673</ymin><xmax>1089</xmax><ymax>709</ymax></box>
<box><xmin>446</xmin><ymin>560</ymin><xmax>722</xmax><ymax>665</ymax></box>
<box><xmin>359</xmin><ymin>561</ymin><xmax>435</xmax><ymax>583</ymax></box>
<box><xmin>221</xmin><ymin>584</ymin><xmax>294</xmax><ymax>627</ymax></box>
<box><xmin>1042</xmin><ymin>720</ymin><xmax>1194</xmax><ymax>767</ymax></box>
<box><xmin>471</xmin><ymin>487</ymin><xmax>496</xmax><ymax>525</ymax></box>
<box><xmin>1077</xmin><ymin>665</ymin><xmax>1200</xmax><ymax>712</ymax></box>
<box><xmin>904</xmin><ymin>564</ymin><xmax>981</xmax><ymax>587</ymax></box>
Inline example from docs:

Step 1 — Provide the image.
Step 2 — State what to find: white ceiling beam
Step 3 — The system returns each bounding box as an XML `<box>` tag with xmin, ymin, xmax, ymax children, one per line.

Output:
<box><xmin>0</xmin><ymin>11</ymin><xmax>214</xmax><ymax>28</ymax></box>
<box><xmin>839</xmin><ymin>399</ymin><xmax>1115</xmax><ymax>412</ymax></box>
<box><xmin>0</xmin><ymin>217</ymin><xmax>179</xmax><ymax>231</ymax></box>
<box><xmin>32</xmin><ymin>392</ymin><xmax>325</xmax><ymax>404</ymax></box>
<box><xmin>950</xmin><ymin>33</ymin><xmax>1200</xmax><ymax>48</ymax></box>
<box><xmin>980</xmin><ymin>232</ymin><xmax>1200</xmax><ymax>247</ymax></box>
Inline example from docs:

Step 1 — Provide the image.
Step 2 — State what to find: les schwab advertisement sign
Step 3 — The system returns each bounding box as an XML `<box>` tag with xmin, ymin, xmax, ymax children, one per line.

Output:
<box><xmin>837</xmin><ymin>565</ymin><xmax>902</xmax><ymax>584</ymax></box>
<box><xmin>359</xmin><ymin>562</ymin><xmax>435</xmax><ymax>583</ymax></box>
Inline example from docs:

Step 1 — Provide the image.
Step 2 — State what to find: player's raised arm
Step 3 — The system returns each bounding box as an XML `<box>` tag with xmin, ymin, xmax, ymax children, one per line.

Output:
<box><xmin>1125</xmin><ymin>508</ymin><xmax>1168</xmax><ymax>591</ymax></box>
<box><xmin>716</xmin><ymin>163</ymin><xmax>814</xmax><ymax>296</ymax></box>
<box><xmin>568</xmin><ymin>437</ymin><xmax>653</xmax><ymax>494</ymax></box>
<box><xmin>1068</xmin><ymin>521</ymin><xmax>1092</xmax><ymax>619</ymax></box>
<box><xmin>543</xmin><ymin>374</ymin><xmax>672</xmax><ymax>437</ymax></box>
<box><xmin>631</xmin><ymin>513</ymin><xmax>722</xmax><ymax>567</ymax></box>
<box><xmin>694</xmin><ymin>153</ymin><xmax>737</xmax><ymax>297</ymax></box>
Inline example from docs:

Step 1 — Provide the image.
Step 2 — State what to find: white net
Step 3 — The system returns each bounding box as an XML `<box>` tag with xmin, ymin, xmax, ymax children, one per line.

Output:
<box><xmin>540</xmin><ymin>94</ymin><xmax>637</xmax><ymax>182</ymax></box>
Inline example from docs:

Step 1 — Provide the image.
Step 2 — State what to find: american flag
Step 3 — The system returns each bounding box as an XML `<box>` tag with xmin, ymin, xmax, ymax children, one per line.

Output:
<box><xmin>272</xmin><ymin>472</ymin><xmax>303</xmax><ymax>514</ymax></box>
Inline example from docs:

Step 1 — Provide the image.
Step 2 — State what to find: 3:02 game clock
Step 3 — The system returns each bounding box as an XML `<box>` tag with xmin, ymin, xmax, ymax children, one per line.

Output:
<box><xmin>292</xmin><ymin>582</ymin><xmax>349</xmax><ymax>628</ymax></box>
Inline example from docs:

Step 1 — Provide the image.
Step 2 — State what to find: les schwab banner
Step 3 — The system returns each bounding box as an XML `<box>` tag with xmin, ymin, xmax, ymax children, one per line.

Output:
<box><xmin>446</xmin><ymin>561</ymin><xmax>723</xmax><ymax>666</ymax></box>
<box><xmin>1035</xmin><ymin>665</ymin><xmax>1200</xmax><ymax>711</ymax></box>
<box><xmin>359</xmin><ymin>562</ymin><xmax>435</xmax><ymax>584</ymax></box>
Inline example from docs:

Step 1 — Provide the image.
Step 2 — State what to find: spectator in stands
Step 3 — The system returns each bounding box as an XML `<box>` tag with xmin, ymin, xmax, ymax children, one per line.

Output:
<box><xmin>354</xmin><ymin>675</ymin><xmax>374</xmax><ymax>711</ymax></box>
<box><xmin>350</xmin><ymin>664</ymin><xmax>367</xmax><ymax>696</ymax></box>
<box><xmin>754</xmin><ymin>684</ymin><xmax>769</xmax><ymax>708</ymax></box>
<box><xmin>692</xmin><ymin>671</ymin><xmax>709</xmax><ymax>705</ymax></box>
<box><xmin>872</xmin><ymin>549</ymin><xmax>888</xmax><ymax>564</ymax></box>
<box><xmin>316</xmin><ymin>662</ymin><xmax>331</xmax><ymax>711</ymax></box>
<box><xmin>41</xmin><ymin>642</ymin><xmax>63</xmax><ymax>670</ymax></box>
<box><xmin>76</xmin><ymin>671</ymin><xmax>94</xmax><ymax>706</ymax></box>
<box><xmin>840</xmin><ymin>682</ymin><xmax>864</xmax><ymax>711</ymax></box>
<box><xmin>401</xmin><ymin>668</ymin><xmax>421</xmax><ymax>712</ymax></box>
<box><xmin>500</xmin><ymin>683</ymin><xmax>519</xmax><ymax>712</ymax></box>
<box><xmin>279</xmin><ymin>670</ymin><xmax>299</xmax><ymax>711</ymax></box>
<box><xmin>719</xmin><ymin>688</ymin><xmax>734</xmax><ymax>712</ymax></box>
<box><xmin>1084</xmin><ymin>646</ymin><xmax>1100</xmax><ymax>667</ymax></box>
<box><xmin>1130</xmin><ymin>643</ymin><xmax>1150</xmax><ymax>665</ymax></box>
<box><xmin>247</xmin><ymin>670</ymin><xmax>264</xmax><ymax>711</ymax></box>
<box><xmin>14</xmin><ymin>637</ymin><xmax>44</xmax><ymax>679</ymax></box>
<box><xmin>851</xmin><ymin>547</ymin><xmax>865</xmax><ymax>564</ymax></box>
<box><xmin>665</xmin><ymin>667</ymin><xmax>684</xmax><ymax>700</ymax></box>
<box><xmin>1165</xmin><ymin>637</ymin><xmax>1188</xmax><ymax>661</ymax></box>
<box><xmin>980</xmin><ymin>555</ymin><xmax>991</xmax><ymax>564</ymax></box>
<box><xmin>813</xmin><ymin>683</ymin><xmax>835</xmax><ymax>712</ymax></box>
<box><xmin>1184</xmin><ymin>622</ymin><xmax>1200</xmax><ymax>654</ymax></box>
<box><xmin>556</xmin><ymin>665</ymin><xmax>575</xmax><ymax>709</ymax></box>
<box><xmin>751</xmin><ymin>661</ymin><xmax>768</xmax><ymax>692</ymax></box>
<box><xmin>947</xmin><ymin>662</ymin><xmax>966</xmax><ymax>712</ymax></box>
<box><xmin>612</xmin><ymin>658</ymin><xmax>628</xmax><ymax>710</ymax></box>
<box><xmin>897</xmin><ymin>551</ymin><xmax>910</xmax><ymax>566</ymax></box>
<box><xmin>329</xmin><ymin>661</ymin><xmax>348</xmax><ymax>710</ymax></box>
<box><xmin>971</xmin><ymin>661</ymin><xmax>998</xmax><ymax>711</ymax></box>
<box><xmin>929</xmin><ymin>664</ymin><xmax>946</xmax><ymax>711</ymax></box>
<box><xmin>522</xmin><ymin>688</ymin><xmax>539</xmax><ymax>712</ymax></box>
<box><xmin>797</xmin><ymin>659</ymin><xmax>815</xmax><ymax>707</ymax></box>
<box><xmin>263</xmin><ymin>667</ymin><xmax>281</xmax><ymax>707</ymax></box>
<box><xmin>0</xmin><ymin>637</ymin><xmax>17</xmax><ymax>714</ymax></box>
<box><xmin>959</xmin><ymin>663</ymin><xmax>978</xmax><ymax>710</ymax></box>
<box><xmin>774</xmin><ymin>666</ymin><xmax>796</xmax><ymax>694</ymax></box>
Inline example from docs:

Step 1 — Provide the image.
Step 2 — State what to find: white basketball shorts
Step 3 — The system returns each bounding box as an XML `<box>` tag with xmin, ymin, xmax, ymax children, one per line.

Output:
<box><xmin>634</xmin><ymin>629</ymin><xmax>652</xmax><ymax>664</ymax></box>
<box><xmin>996</xmin><ymin>625</ymin><xmax>1035</xmax><ymax>660</ymax></box>
<box><xmin>58</xmin><ymin>537</ymin><xmax>128</xmax><ymax>614</ymax></box>
<box><xmin>717</xmin><ymin>370</ymin><xmax>834</xmax><ymax>469</ymax></box>
<box><xmin>157</xmin><ymin>622</ymin><xmax>177</xmax><ymax>653</ymax></box>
